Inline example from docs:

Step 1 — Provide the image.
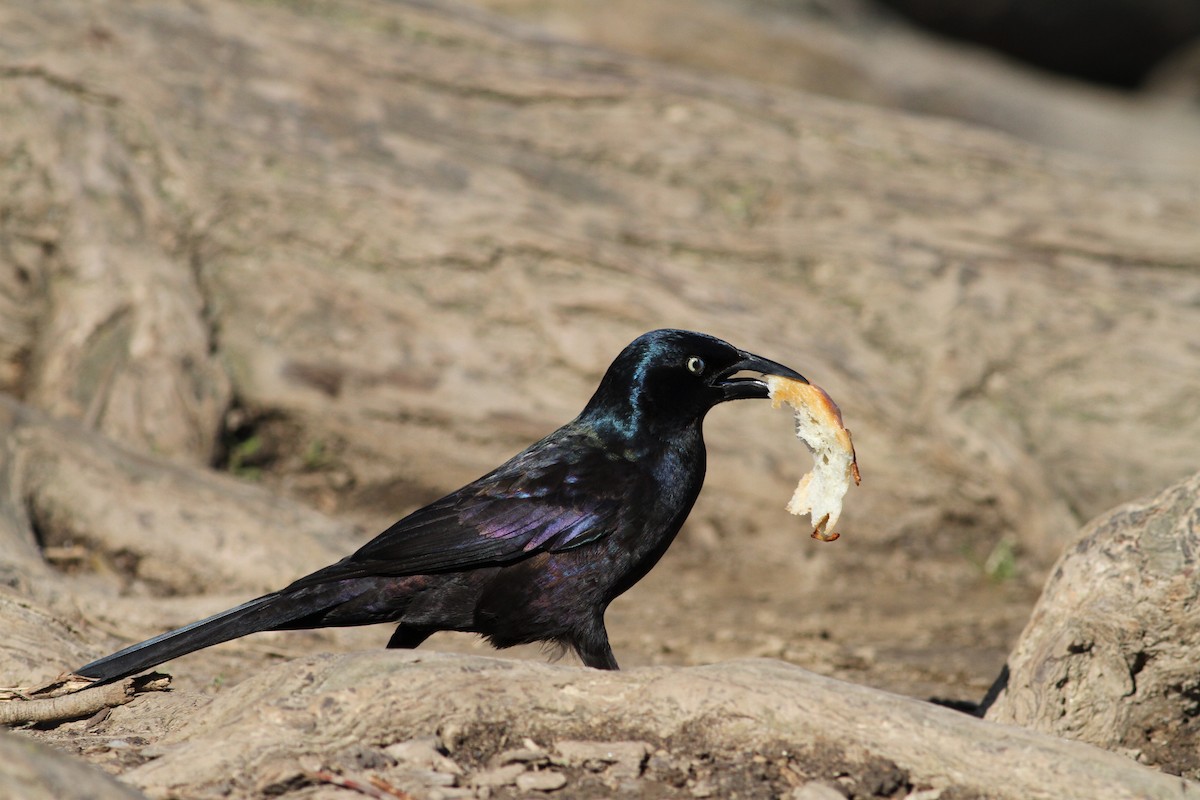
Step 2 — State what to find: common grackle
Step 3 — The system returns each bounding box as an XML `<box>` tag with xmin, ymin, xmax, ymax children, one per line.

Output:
<box><xmin>76</xmin><ymin>329</ymin><xmax>805</xmax><ymax>683</ymax></box>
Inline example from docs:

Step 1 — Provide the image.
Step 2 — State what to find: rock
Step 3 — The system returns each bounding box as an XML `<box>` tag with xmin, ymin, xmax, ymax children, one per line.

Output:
<box><xmin>515</xmin><ymin>769</ymin><xmax>568</xmax><ymax>792</ymax></box>
<box><xmin>552</xmin><ymin>739</ymin><xmax>649</xmax><ymax>780</ymax></box>
<box><xmin>790</xmin><ymin>783</ymin><xmax>847</xmax><ymax>800</ymax></box>
<box><xmin>0</xmin><ymin>731</ymin><xmax>148</xmax><ymax>800</ymax></box>
<box><xmin>904</xmin><ymin>791</ymin><xmax>945</xmax><ymax>800</ymax></box>
<box><xmin>384</xmin><ymin>738</ymin><xmax>463</xmax><ymax>775</ymax></box>
<box><xmin>466</xmin><ymin>763</ymin><xmax>527</xmax><ymax>789</ymax></box>
<box><xmin>490</xmin><ymin>743</ymin><xmax>549</xmax><ymax>767</ymax></box>
<box><xmin>390</xmin><ymin>768</ymin><xmax>457</xmax><ymax>788</ymax></box>
<box><xmin>983</xmin><ymin>471</ymin><xmax>1200</xmax><ymax>776</ymax></box>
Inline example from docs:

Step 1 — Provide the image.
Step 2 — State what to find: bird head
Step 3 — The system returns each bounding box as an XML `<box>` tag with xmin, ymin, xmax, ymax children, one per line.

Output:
<box><xmin>580</xmin><ymin>329</ymin><xmax>807</xmax><ymax>437</ymax></box>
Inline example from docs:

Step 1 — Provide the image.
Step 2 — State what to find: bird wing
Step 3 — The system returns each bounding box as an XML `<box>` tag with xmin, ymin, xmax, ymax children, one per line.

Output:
<box><xmin>284</xmin><ymin>432</ymin><xmax>632</xmax><ymax>589</ymax></box>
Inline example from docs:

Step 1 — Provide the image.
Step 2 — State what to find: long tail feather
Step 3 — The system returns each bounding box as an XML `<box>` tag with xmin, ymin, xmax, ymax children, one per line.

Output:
<box><xmin>75</xmin><ymin>591</ymin><xmax>309</xmax><ymax>684</ymax></box>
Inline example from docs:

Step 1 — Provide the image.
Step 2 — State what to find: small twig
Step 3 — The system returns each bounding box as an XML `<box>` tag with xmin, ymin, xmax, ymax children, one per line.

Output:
<box><xmin>1</xmin><ymin>673</ymin><xmax>93</xmax><ymax>702</ymax></box>
<box><xmin>309</xmin><ymin>770</ymin><xmax>415</xmax><ymax>800</ymax></box>
<box><xmin>0</xmin><ymin>673</ymin><xmax>171</xmax><ymax>726</ymax></box>
<box><xmin>368</xmin><ymin>775</ymin><xmax>418</xmax><ymax>800</ymax></box>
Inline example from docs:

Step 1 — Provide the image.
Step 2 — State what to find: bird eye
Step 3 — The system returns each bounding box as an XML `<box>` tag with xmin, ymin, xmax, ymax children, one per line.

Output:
<box><xmin>686</xmin><ymin>356</ymin><xmax>705</xmax><ymax>375</ymax></box>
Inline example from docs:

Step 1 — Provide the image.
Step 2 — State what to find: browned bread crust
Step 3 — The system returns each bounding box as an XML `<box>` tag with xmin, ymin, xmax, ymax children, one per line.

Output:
<box><xmin>767</xmin><ymin>375</ymin><xmax>860</xmax><ymax>542</ymax></box>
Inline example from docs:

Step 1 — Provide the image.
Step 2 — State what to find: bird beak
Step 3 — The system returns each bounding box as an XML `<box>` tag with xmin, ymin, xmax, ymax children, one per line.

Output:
<box><xmin>717</xmin><ymin>350</ymin><xmax>808</xmax><ymax>401</ymax></box>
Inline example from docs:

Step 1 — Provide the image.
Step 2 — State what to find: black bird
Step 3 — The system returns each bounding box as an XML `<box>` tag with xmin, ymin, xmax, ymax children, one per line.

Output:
<box><xmin>76</xmin><ymin>329</ymin><xmax>805</xmax><ymax>683</ymax></box>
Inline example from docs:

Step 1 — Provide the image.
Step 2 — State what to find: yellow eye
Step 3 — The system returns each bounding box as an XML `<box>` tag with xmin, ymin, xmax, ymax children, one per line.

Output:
<box><xmin>686</xmin><ymin>356</ymin><xmax>705</xmax><ymax>375</ymax></box>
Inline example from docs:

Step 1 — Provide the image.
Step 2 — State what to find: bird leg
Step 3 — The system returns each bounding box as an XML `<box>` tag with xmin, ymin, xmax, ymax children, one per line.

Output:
<box><xmin>386</xmin><ymin>625</ymin><xmax>434</xmax><ymax>650</ymax></box>
<box><xmin>571</xmin><ymin>621</ymin><xmax>620</xmax><ymax>670</ymax></box>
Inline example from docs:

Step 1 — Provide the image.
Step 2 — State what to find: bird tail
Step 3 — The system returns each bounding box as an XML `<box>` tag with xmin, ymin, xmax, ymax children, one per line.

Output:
<box><xmin>75</xmin><ymin>591</ymin><xmax>312</xmax><ymax>685</ymax></box>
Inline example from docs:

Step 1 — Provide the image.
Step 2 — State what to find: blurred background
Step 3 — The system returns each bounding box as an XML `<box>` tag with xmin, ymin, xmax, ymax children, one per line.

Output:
<box><xmin>474</xmin><ymin>0</ymin><xmax>1200</xmax><ymax>171</ymax></box>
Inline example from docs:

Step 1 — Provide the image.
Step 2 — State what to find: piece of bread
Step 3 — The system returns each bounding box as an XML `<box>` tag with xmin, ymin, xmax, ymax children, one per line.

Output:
<box><xmin>766</xmin><ymin>375</ymin><xmax>860</xmax><ymax>542</ymax></box>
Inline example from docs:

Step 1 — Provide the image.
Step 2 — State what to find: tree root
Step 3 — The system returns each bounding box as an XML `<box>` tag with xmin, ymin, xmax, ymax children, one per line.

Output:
<box><xmin>0</xmin><ymin>673</ymin><xmax>171</xmax><ymax>726</ymax></box>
